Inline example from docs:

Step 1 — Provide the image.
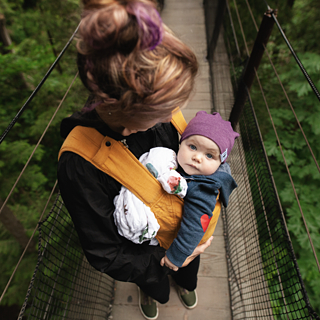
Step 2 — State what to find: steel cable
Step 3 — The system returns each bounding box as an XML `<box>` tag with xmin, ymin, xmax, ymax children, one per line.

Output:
<box><xmin>0</xmin><ymin>71</ymin><xmax>78</xmax><ymax>218</ymax></box>
<box><xmin>0</xmin><ymin>22</ymin><xmax>81</xmax><ymax>145</ymax></box>
<box><xmin>0</xmin><ymin>70</ymin><xmax>78</xmax><ymax>302</ymax></box>
<box><xmin>0</xmin><ymin>180</ymin><xmax>58</xmax><ymax>304</ymax></box>
<box><xmin>244</xmin><ymin>0</ymin><xmax>320</xmax><ymax>174</ymax></box>
<box><xmin>243</xmin><ymin>0</ymin><xmax>320</xmax><ymax>271</ymax></box>
<box><xmin>263</xmin><ymin>0</ymin><xmax>320</xmax><ymax>102</ymax></box>
<box><xmin>229</xmin><ymin>0</ymin><xmax>320</xmax><ymax>272</ymax></box>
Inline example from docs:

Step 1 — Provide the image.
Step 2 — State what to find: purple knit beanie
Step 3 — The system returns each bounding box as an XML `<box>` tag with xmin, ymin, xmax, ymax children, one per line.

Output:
<box><xmin>180</xmin><ymin>111</ymin><xmax>240</xmax><ymax>163</ymax></box>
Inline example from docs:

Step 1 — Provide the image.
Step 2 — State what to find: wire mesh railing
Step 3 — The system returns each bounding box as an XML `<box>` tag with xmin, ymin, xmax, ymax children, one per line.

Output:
<box><xmin>1</xmin><ymin>0</ymin><xmax>320</xmax><ymax>319</ymax></box>
<box><xmin>0</xmin><ymin>18</ymin><xmax>115</xmax><ymax>320</ymax></box>
<box><xmin>18</xmin><ymin>193</ymin><xmax>115</xmax><ymax>320</ymax></box>
<box><xmin>222</xmin><ymin>95</ymin><xmax>319</xmax><ymax>319</ymax></box>
<box><xmin>202</xmin><ymin>0</ymin><xmax>320</xmax><ymax>318</ymax></box>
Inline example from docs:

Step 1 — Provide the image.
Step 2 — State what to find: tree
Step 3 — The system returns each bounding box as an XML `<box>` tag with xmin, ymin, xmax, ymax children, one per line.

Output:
<box><xmin>227</xmin><ymin>0</ymin><xmax>320</xmax><ymax>312</ymax></box>
<box><xmin>0</xmin><ymin>199</ymin><xmax>35</xmax><ymax>252</ymax></box>
<box><xmin>0</xmin><ymin>13</ymin><xmax>33</xmax><ymax>90</ymax></box>
<box><xmin>0</xmin><ymin>0</ymin><xmax>87</xmax><ymax>308</ymax></box>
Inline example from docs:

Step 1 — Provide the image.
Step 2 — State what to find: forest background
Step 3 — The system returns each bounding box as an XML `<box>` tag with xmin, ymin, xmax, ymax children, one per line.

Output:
<box><xmin>0</xmin><ymin>0</ymin><xmax>319</xmax><ymax>316</ymax></box>
<box><xmin>226</xmin><ymin>0</ymin><xmax>320</xmax><ymax>313</ymax></box>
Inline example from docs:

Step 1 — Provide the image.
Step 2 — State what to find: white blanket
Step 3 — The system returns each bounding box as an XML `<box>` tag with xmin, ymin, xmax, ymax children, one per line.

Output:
<box><xmin>113</xmin><ymin>147</ymin><xmax>188</xmax><ymax>245</ymax></box>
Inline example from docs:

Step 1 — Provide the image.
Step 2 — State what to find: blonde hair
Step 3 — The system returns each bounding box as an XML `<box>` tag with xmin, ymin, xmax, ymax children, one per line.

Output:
<box><xmin>77</xmin><ymin>0</ymin><xmax>198</xmax><ymax>128</ymax></box>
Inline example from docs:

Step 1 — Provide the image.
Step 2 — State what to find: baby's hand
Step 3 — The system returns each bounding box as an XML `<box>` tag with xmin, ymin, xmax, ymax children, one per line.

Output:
<box><xmin>160</xmin><ymin>254</ymin><xmax>179</xmax><ymax>271</ymax></box>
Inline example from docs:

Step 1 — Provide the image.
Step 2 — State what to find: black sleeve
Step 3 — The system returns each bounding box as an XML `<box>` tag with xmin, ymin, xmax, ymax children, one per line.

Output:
<box><xmin>57</xmin><ymin>152</ymin><xmax>170</xmax><ymax>286</ymax></box>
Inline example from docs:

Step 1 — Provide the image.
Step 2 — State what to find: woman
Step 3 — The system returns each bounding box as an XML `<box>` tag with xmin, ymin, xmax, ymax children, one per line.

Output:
<box><xmin>57</xmin><ymin>1</ymin><xmax>213</xmax><ymax>319</ymax></box>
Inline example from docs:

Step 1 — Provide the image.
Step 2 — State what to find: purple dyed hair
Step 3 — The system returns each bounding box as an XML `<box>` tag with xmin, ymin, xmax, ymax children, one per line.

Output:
<box><xmin>127</xmin><ymin>2</ymin><xmax>163</xmax><ymax>50</ymax></box>
<box><xmin>82</xmin><ymin>100</ymin><xmax>102</xmax><ymax>113</ymax></box>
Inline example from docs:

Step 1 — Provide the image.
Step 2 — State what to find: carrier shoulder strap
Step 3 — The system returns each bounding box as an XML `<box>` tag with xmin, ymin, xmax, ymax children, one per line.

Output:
<box><xmin>171</xmin><ymin>110</ymin><xmax>187</xmax><ymax>135</ymax></box>
<box><xmin>58</xmin><ymin>111</ymin><xmax>187</xmax><ymax>206</ymax></box>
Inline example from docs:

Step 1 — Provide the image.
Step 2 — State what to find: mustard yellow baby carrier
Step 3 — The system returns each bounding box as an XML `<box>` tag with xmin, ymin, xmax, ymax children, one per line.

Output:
<box><xmin>58</xmin><ymin>111</ymin><xmax>221</xmax><ymax>250</ymax></box>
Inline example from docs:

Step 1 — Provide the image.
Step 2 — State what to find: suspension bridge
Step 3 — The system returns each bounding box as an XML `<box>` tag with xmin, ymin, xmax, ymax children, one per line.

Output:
<box><xmin>0</xmin><ymin>0</ymin><xmax>319</xmax><ymax>319</ymax></box>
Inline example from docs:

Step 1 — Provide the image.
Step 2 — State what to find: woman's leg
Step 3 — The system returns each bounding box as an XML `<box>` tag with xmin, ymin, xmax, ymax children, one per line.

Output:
<box><xmin>138</xmin><ymin>275</ymin><xmax>170</xmax><ymax>304</ymax></box>
<box><xmin>172</xmin><ymin>256</ymin><xmax>200</xmax><ymax>291</ymax></box>
<box><xmin>138</xmin><ymin>255</ymin><xmax>200</xmax><ymax>303</ymax></box>
<box><xmin>171</xmin><ymin>256</ymin><xmax>200</xmax><ymax>309</ymax></box>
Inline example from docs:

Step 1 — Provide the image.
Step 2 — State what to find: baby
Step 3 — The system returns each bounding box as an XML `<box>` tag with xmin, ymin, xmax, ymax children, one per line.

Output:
<box><xmin>113</xmin><ymin>111</ymin><xmax>239</xmax><ymax>269</ymax></box>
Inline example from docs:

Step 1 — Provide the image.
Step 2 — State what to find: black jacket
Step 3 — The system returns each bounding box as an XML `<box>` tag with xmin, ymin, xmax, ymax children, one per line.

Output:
<box><xmin>57</xmin><ymin>110</ymin><xmax>179</xmax><ymax>286</ymax></box>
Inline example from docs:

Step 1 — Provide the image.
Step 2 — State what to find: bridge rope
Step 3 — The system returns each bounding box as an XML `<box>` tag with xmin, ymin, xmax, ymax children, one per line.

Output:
<box><xmin>229</xmin><ymin>0</ymin><xmax>320</xmax><ymax>272</ymax></box>
<box><xmin>244</xmin><ymin>0</ymin><xmax>320</xmax><ymax>176</ymax></box>
<box><xmin>0</xmin><ymin>72</ymin><xmax>78</xmax><ymax>219</ymax></box>
<box><xmin>0</xmin><ymin>1</ymin><xmax>319</xmax><ymax>318</ymax></box>
<box><xmin>222</xmin><ymin>0</ymin><xmax>319</xmax><ymax>317</ymax></box>
<box><xmin>0</xmin><ymin>181</ymin><xmax>58</xmax><ymax>305</ymax></box>
<box><xmin>0</xmin><ymin>70</ymin><xmax>78</xmax><ymax>304</ymax></box>
<box><xmin>0</xmin><ymin>23</ymin><xmax>80</xmax><ymax>145</ymax></box>
<box><xmin>263</xmin><ymin>0</ymin><xmax>320</xmax><ymax>103</ymax></box>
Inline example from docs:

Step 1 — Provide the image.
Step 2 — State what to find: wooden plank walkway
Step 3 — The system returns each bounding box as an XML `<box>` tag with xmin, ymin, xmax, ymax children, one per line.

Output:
<box><xmin>111</xmin><ymin>0</ymin><xmax>232</xmax><ymax>319</ymax></box>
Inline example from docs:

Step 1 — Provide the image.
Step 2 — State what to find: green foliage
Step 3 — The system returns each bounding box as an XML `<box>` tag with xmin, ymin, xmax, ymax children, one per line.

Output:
<box><xmin>226</xmin><ymin>0</ymin><xmax>320</xmax><ymax>316</ymax></box>
<box><xmin>263</xmin><ymin>2</ymin><xmax>320</xmax><ymax>316</ymax></box>
<box><xmin>0</xmin><ymin>221</ymin><xmax>38</xmax><ymax>306</ymax></box>
<box><xmin>0</xmin><ymin>0</ymin><xmax>88</xmax><ymax>307</ymax></box>
<box><xmin>21</xmin><ymin>205</ymin><xmax>85</xmax><ymax>319</ymax></box>
<box><xmin>0</xmin><ymin>0</ymin><xmax>318</xmax><ymax>314</ymax></box>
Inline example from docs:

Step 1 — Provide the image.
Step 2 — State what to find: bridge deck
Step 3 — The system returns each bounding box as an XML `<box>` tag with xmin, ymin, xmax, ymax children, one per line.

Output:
<box><xmin>111</xmin><ymin>0</ymin><xmax>233</xmax><ymax>319</ymax></box>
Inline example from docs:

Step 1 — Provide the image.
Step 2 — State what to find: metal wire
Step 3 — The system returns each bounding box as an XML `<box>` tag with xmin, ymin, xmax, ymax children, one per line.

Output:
<box><xmin>226</xmin><ymin>0</ymin><xmax>242</xmax><ymax>59</ymax></box>
<box><xmin>229</xmin><ymin>0</ymin><xmax>320</xmax><ymax>271</ymax></box>
<box><xmin>3</xmin><ymin>2</ymin><xmax>319</xmax><ymax>319</ymax></box>
<box><xmin>0</xmin><ymin>72</ymin><xmax>79</xmax><ymax>218</ymax></box>
<box><xmin>0</xmin><ymin>22</ymin><xmax>81</xmax><ymax>145</ymax></box>
<box><xmin>244</xmin><ymin>0</ymin><xmax>320</xmax><ymax>175</ymax></box>
<box><xmin>244</xmin><ymin>0</ymin><xmax>320</xmax><ymax>269</ymax></box>
<box><xmin>222</xmin><ymin>0</ymin><xmax>320</xmax><ymax>317</ymax></box>
<box><xmin>263</xmin><ymin>0</ymin><xmax>320</xmax><ymax>102</ymax></box>
<box><xmin>254</xmin><ymin>70</ymin><xmax>320</xmax><ymax>272</ymax></box>
<box><xmin>18</xmin><ymin>194</ymin><xmax>115</xmax><ymax>320</ymax></box>
<box><xmin>232</xmin><ymin>0</ymin><xmax>250</xmax><ymax>56</ymax></box>
<box><xmin>0</xmin><ymin>180</ymin><xmax>58</xmax><ymax>305</ymax></box>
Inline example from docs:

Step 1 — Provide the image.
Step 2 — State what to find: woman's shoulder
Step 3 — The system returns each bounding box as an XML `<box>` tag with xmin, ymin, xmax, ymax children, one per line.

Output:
<box><xmin>149</xmin><ymin>122</ymin><xmax>179</xmax><ymax>152</ymax></box>
<box><xmin>60</xmin><ymin>109</ymin><xmax>109</xmax><ymax>138</ymax></box>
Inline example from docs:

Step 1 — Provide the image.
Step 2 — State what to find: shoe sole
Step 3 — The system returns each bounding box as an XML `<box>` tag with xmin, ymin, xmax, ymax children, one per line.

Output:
<box><xmin>138</xmin><ymin>287</ymin><xmax>159</xmax><ymax>320</ymax></box>
<box><xmin>178</xmin><ymin>289</ymin><xmax>198</xmax><ymax>310</ymax></box>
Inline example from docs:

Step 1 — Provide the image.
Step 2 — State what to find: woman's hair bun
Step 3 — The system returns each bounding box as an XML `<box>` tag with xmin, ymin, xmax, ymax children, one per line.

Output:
<box><xmin>79</xmin><ymin>0</ymin><xmax>163</xmax><ymax>54</ymax></box>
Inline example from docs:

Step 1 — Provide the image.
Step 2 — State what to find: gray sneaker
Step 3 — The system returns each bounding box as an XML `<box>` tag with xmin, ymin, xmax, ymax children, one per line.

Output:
<box><xmin>138</xmin><ymin>287</ymin><xmax>159</xmax><ymax>320</ymax></box>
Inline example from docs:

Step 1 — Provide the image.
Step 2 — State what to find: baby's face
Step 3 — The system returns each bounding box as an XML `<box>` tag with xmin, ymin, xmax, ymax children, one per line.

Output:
<box><xmin>177</xmin><ymin>135</ymin><xmax>221</xmax><ymax>176</ymax></box>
